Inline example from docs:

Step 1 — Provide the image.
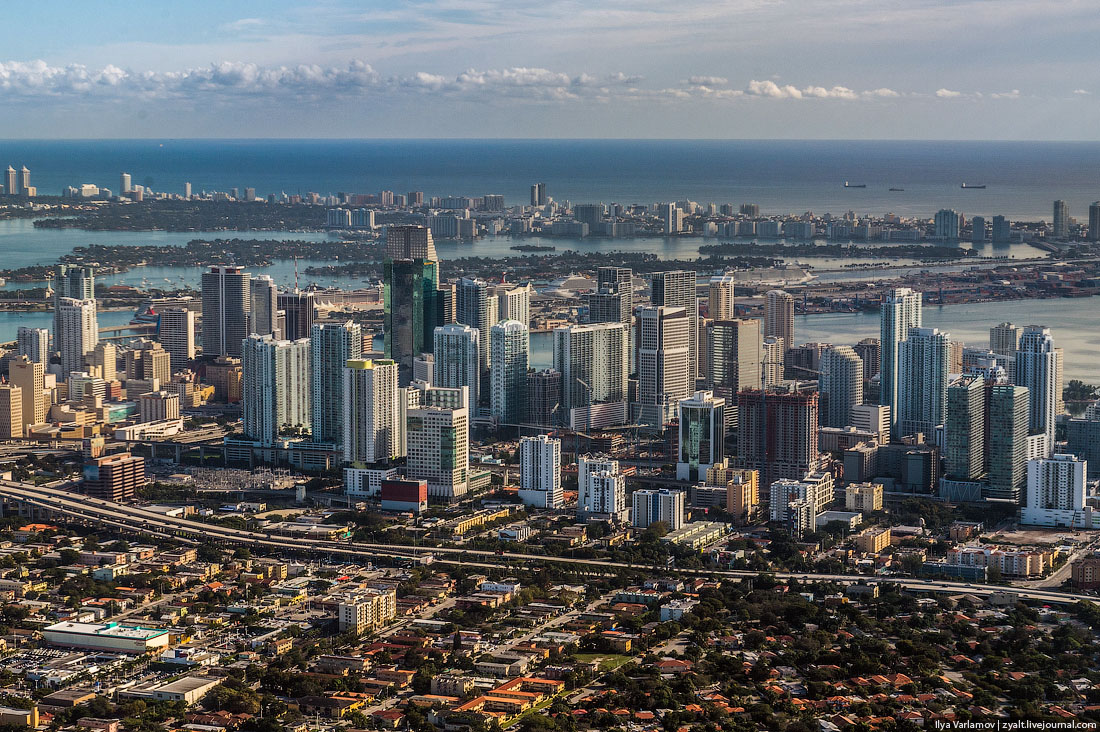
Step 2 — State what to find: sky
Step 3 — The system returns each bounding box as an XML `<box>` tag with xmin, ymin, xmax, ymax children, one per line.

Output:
<box><xmin>2</xmin><ymin>0</ymin><xmax>1099</xmax><ymax>139</ymax></box>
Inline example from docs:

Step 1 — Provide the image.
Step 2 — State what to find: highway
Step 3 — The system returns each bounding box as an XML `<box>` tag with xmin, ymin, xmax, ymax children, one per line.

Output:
<box><xmin>0</xmin><ymin>480</ymin><xmax>1095</xmax><ymax>606</ymax></box>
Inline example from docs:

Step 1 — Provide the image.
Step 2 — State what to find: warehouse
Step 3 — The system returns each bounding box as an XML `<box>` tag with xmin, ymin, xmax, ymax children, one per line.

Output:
<box><xmin>41</xmin><ymin>622</ymin><xmax>170</xmax><ymax>654</ymax></box>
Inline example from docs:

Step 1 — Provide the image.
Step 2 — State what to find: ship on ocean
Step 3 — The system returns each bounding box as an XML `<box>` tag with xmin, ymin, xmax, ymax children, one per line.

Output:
<box><xmin>844</xmin><ymin>181</ymin><xmax>867</xmax><ymax>188</ymax></box>
<box><xmin>960</xmin><ymin>182</ymin><xmax>987</xmax><ymax>189</ymax></box>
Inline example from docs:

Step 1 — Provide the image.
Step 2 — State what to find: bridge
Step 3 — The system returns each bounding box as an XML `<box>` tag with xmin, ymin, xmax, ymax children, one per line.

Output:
<box><xmin>0</xmin><ymin>480</ymin><xmax>1094</xmax><ymax>605</ymax></box>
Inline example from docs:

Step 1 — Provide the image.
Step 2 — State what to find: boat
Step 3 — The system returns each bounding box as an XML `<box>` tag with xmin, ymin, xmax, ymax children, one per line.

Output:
<box><xmin>889</xmin><ymin>187</ymin><xmax>904</xmax><ymax>192</ymax></box>
<box><xmin>131</xmin><ymin>302</ymin><xmax>159</xmax><ymax>325</ymax></box>
<box><xmin>960</xmin><ymin>183</ymin><xmax>986</xmax><ymax>189</ymax></box>
<box><xmin>844</xmin><ymin>181</ymin><xmax>867</xmax><ymax>188</ymax></box>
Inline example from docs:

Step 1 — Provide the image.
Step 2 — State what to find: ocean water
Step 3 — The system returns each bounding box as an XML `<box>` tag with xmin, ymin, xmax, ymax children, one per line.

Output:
<box><xmin>1</xmin><ymin>139</ymin><xmax>1099</xmax><ymax>221</ymax></box>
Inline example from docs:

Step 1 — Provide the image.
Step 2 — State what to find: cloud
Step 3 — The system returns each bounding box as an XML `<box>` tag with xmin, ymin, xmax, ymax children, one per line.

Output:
<box><xmin>991</xmin><ymin>89</ymin><xmax>1020</xmax><ymax>99</ymax></box>
<box><xmin>935</xmin><ymin>88</ymin><xmax>962</xmax><ymax>98</ymax></box>
<box><xmin>866</xmin><ymin>87</ymin><xmax>900</xmax><ymax>98</ymax></box>
<box><xmin>1074</xmin><ymin>88</ymin><xmax>1090</xmax><ymax>95</ymax></box>
<box><xmin>687</xmin><ymin>75</ymin><xmax>728</xmax><ymax>86</ymax></box>
<box><xmin>746</xmin><ymin>79</ymin><xmax>803</xmax><ymax>98</ymax></box>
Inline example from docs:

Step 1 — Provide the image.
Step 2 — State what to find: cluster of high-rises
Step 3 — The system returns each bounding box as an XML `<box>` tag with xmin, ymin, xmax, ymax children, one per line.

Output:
<box><xmin>2</xmin><ymin>165</ymin><xmax>32</xmax><ymax>196</ymax></box>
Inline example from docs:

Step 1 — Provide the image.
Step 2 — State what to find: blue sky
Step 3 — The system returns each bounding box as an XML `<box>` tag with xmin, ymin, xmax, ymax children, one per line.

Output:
<box><xmin>2</xmin><ymin>0</ymin><xmax>1099</xmax><ymax>139</ymax></box>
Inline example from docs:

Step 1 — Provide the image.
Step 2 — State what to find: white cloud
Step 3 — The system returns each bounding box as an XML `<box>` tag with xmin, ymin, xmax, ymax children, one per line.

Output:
<box><xmin>1074</xmin><ymin>88</ymin><xmax>1090</xmax><ymax>95</ymax></box>
<box><xmin>746</xmin><ymin>79</ymin><xmax>803</xmax><ymax>98</ymax></box>
<box><xmin>936</xmin><ymin>88</ymin><xmax>962</xmax><ymax>98</ymax></box>
<box><xmin>991</xmin><ymin>89</ymin><xmax>1020</xmax><ymax>99</ymax></box>
<box><xmin>866</xmin><ymin>87</ymin><xmax>901</xmax><ymax>98</ymax></box>
<box><xmin>687</xmin><ymin>75</ymin><xmax>728</xmax><ymax>86</ymax></box>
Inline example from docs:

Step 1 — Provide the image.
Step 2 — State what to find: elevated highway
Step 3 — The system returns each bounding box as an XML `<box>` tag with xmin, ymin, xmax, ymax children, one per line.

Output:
<box><xmin>0</xmin><ymin>480</ymin><xmax>1094</xmax><ymax>605</ymax></box>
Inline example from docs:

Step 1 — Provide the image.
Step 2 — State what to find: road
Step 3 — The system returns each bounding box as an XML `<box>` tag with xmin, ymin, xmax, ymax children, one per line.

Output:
<box><xmin>1</xmin><ymin>480</ymin><xmax>1096</xmax><ymax>606</ymax></box>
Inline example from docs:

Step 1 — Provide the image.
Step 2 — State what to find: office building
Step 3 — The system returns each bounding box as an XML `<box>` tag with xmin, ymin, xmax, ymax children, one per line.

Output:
<box><xmin>1053</xmin><ymin>200</ymin><xmax>1069</xmax><ymax>238</ymax></box>
<box><xmin>819</xmin><ymin>345</ymin><xmax>864</xmax><ymax>428</ymax></box>
<box><xmin>934</xmin><ymin>209</ymin><xmax>960</xmax><ymax>239</ymax></box>
<box><xmin>737</xmin><ymin>390</ymin><xmax>820</xmax><ymax>487</ymax></box>
<box><xmin>676</xmin><ymin>390</ymin><xmax>725</xmax><ymax>481</ymax></box>
<box><xmin>385</xmin><ymin>224</ymin><xmax>436</xmax><ymax>260</ymax></box>
<box><xmin>854</xmin><ymin>337</ymin><xmax>880</xmax><ymax>380</ymax></box>
<box><xmin>404</xmin><ymin>382</ymin><xmax>469</xmax><ymax>500</ymax></box>
<box><xmin>87</xmin><ymin>342</ymin><xmax>116</xmax><ymax>382</ymax></box>
<box><xmin>986</xmin><ymin>384</ymin><xmax>1030</xmax><ymax>502</ymax></box>
<box><xmin>708</xmin><ymin>318</ymin><xmax>762</xmax><ymax>429</ymax></box>
<box><xmin>1022</xmin><ymin>454</ymin><xmax>1088</xmax><ymax>527</ymax></box>
<box><xmin>519</xmin><ymin>435</ymin><xmax>562</xmax><ymax>508</ymax></box>
<box><xmin>553</xmin><ymin>322</ymin><xmax>628</xmax><ymax>430</ymax></box>
<box><xmin>0</xmin><ymin>385</ymin><xmax>22</xmax><ymax>438</ymax></box>
<box><xmin>384</xmin><ymin>226</ymin><xmax>441</xmax><ymax>386</ymax></box>
<box><xmin>635</xmin><ymin>305</ymin><xmax>692</xmax><ymax>427</ymax></box>
<box><xmin>202</xmin><ymin>266</ymin><xmax>250</xmax><ymax>357</ymax></box>
<box><xmin>311</xmin><ymin>321</ymin><xmax>363</xmax><ymax>447</ymax></box>
<box><xmin>9</xmin><ymin>357</ymin><xmax>45</xmax><ymax>429</ymax></box>
<box><xmin>990</xmin><ymin>322</ymin><xmax>1020</xmax><ymax>356</ymax></box>
<box><xmin>594</xmin><ymin>267</ymin><xmax>633</xmax><ymax>324</ymax></box>
<box><xmin>16</xmin><ymin>327</ymin><xmax>49</xmax><ymax>365</ymax></box>
<box><xmin>139</xmin><ymin>390</ymin><xmax>181</xmax><ymax>423</ymax></box>
<box><xmin>526</xmin><ymin>369</ymin><xmax>562</xmax><ymax>427</ymax></box>
<box><xmin>249</xmin><ymin>275</ymin><xmax>279</xmax><ymax>337</ymax></box>
<box><xmin>83</xmin><ymin>452</ymin><xmax>145</xmax><ymax>502</ymax></box>
<box><xmin>897</xmin><ymin>327</ymin><xmax>950</xmax><ymax>438</ymax></box>
<box><xmin>158</xmin><ymin>308</ymin><xmax>196</xmax><ymax>369</ymax></box>
<box><xmin>343</xmin><ymin>359</ymin><xmax>402</xmax><ymax>465</ymax></box>
<box><xmin>277</xmin><ymin>291</ymin><xmax>316</xmax><ymax>341</ymax></box>
<box><xmin>127</xmin><ymin>341</ymin><xmax>171</xmax><ymax>384</ymax></box>
<box><xmin>945</xmin><ymin>375</ymin><xmax>986</xmax><ymax>481</ymax></box>
<box><xmin>490</xmin><ymin>320</ymin><xmax>528</xmax><ymax>424</ymax></box>
<box><xmin>56</xmin><ymin>298</ymin><xmax>98</xmax><ymax>378</ymax></box>
<box><xmin>1015</xmin><ymin>325</ymin><xmax>1059</xmax><ymax>442</ymax></box>
<box><xmin>632</xmin><ymin>488</ymin><xmax>686</xmax><ymax>531</ymax></box>
<box><xmin>496</xmin><ymin>283</ymin><xmax>531</xmax><ymax>329</ymax></box>
<box><xmin>708</xmin><ymin>274</ymin><xmax>737</xmax><ymax>321</ymax></box>
<box><xmin>434</xmin><ymin>324</ymin><xmax>480</xmax><ymax>410</ymax></box>
<box><xmin>880</xmin><ymin>288</ymin><xmax>923</xmax><ymax>436</ymax></box>
<box><xmin>53</xmin><ymin>265</ymin><xmax>94</xmax><ymax>339</ymax></box>
<box><xmin>241</xmin><ymin>334</ymin><xmax>311</xmax><ymax>445</ymax></box>
<box><xmin>764</xmin><ymin>290</ymin><xmax>795</xmax><ymax>352</ymax></box>
<box><xmin>651</xmin><ymin>270</ymin><xmax>698</xmax><ymax>379</ymax></box>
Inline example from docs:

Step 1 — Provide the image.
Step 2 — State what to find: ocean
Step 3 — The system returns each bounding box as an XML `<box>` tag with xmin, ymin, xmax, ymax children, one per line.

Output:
<box><xmin>1</xmin><ymin>139</ymin><xmax>1099</xmax><ymax>221</ymax></box>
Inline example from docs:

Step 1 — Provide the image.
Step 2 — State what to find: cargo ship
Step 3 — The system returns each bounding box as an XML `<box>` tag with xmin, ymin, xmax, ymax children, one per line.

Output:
<box><xmin>960</xmin><ymin>183</ymin><xmax>986</xmax><ymax>189</ymax></box>
<box><xmin>844</xmin><ymin>181</ymin><xmax>867</xmax><ymax>188</ymax></box>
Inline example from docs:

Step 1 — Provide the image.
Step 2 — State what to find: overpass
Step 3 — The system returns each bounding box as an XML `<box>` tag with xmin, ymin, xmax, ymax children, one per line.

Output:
<box><xmin>0</xmin><ymin>480</ymin><xmax>1094</xmax><ymax>605</ymax></box>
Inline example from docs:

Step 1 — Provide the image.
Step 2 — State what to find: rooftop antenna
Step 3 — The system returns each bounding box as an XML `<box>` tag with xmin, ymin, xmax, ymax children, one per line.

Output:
<box><xmin>294</xmin><ymin>257</ymin><xmax>300</xmax><ymax>293</ymax></box>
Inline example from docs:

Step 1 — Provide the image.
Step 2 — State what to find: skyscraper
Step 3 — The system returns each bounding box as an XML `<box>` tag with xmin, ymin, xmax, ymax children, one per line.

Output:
<box><xmin>1090</xmin><ymin>202</ymin><xmax>1100</xmax><ymax>242</ymax></box>
<box><xmin>819</xmin><ymin>345</ymin><xmax>864</xmax><ymax>428</ymax></box>
<box><xmin>676</xmin><ymin>390</ymin><xmax>725</xmax><ymax>482</ymax></box>
<box><xmin>0</xmin><ymin>385</ymin><xmax>22</xmax><ymax>439</ymax></box>
<box><xmin>496</xmin><ymin>283</ymin><xmax>531</xmax><ymax>328</ymax></box>
<box><xmin>249</xmin><ymin>275</ymin><xmax>278</xmax><ymax>337</ymax></box>
<box><xmin>945</xmin><ymin>374</ymin><xmax>986</xmax><ymax>481</ymax></box>
<box><xmin>635</xmin><ymin>305</ymin><xmax>692</xmax><ymax>427</ymax></box>
<box><xmin>1053</xmin><ymin>200</ymin><xmax>1069</xmax><ymax>238</ymax></box>
<box><xmin>708</xmin><ymin>274</ymin><xmax>737</xmax><ymax>321</ymax></box>
<box><xmin>526</xmin><ymin>369</ymin><xmax>562</xmax><ymax>427</ymax></box>
<box><xmin>989</xmin><ymin>322</ymin><xmax>1020</xmax><ymax>357</ymax></box>
<box><xmin>1023</xmin><ymin>453</ymin><xmax>1087</xmax><ymax>526</ymax></box>
<box><xmin>737</xmin><ymin>389</ymin><xmax>820</xmax><ymax>488</ymax></box>
<box><xmin>240</xmin><ymin>334</ymin><xmax>311</xmax><ymax>445</ymax></box>
<box><xmin>596</xmin><ymin>267</ymin><xmax>633</xmax><ymax>324</ymax></box>
<box><xmin>385</xmin><ymin>224</ymin><xmax>437</xmax><ymax>260</ymax></box>
<box><xmin>519</xmin><ymin>435</ymin><xmax>562</xmax><ymax>508</ymax></box>
<box><xmin>490</xmin><ymin>320</ymin><xmax>529</xmax><ymax>425</ymax></box>
<box><xmin>433</xmin><ymin>324</ymin><xmax>480</xmax><ymax>410</ymax></box>
<box><xmin>202</xmin><ymin>266</ymin><xmax>250</xmax><ymax>357</ymax></box>
<box><xmin>311</xmin><ymin>321</ymin><xmax>363</xmax><ymax>447</ymax></box>
<box><xmin>971</xmin><ymin>215</ymin><xmax>986</xmax><ymax>244</ymax></box>
<box><xmin>934</xmin><ymin>209</ymin><xmax>960</xmax><ymax>239</ymax></box>
<box><xmin>764</xmin><ymin>290</ymin><xmax>794</xmax><ymax>353</ymax></box>
<box><xmin>9</xmin><ymin>357</ymin><xmax>45</xmax><ymax>430</ymax></box>
<box><xmin>854</xmin><ymin>337</ymin><xmax>881</xmax><ymax>380</ymax></box>
<box><xmin>992</xmin><ymin>215</ymin><xmax>1011</xmax><ymax>243</ymax></box>
<box><xmin>158</xmin><ymin>308</ymin><xmax>196</xmax><ymax>369</ymax></box>
<box><xmin>658</xmin><ymin>203</ymin><xmax>682</xmax><ymax>234</ymax></box>
<box><xmin>632</xmin><ymin>488</ymin><xmax>686</xmax><ymax>530</ymax></box>
<box><xmin>53</xmin><ymin>265</ymin><xmax>94</xmax><ymax>340</ymax></box>
<box><xmin>584</xmin><ymin>287</ymin><xmax>632</xmax><ymax>325</ymax></box>
<box><xmin>405</xmin><ymin>382</ymin><xmax>469</xmax><ymax>500</ymax></box>
<box><xmin>553</xmin><ymin>322</ymin><xmax>628</xmax><ymax>430</ymax></box>
<box><xmin>1015</xmin><ymin>325</ymin><xmax>1059</xmax><ymax>444</ymax></box>
<box><xmin>343</xmin><ymin>358</ymin><xmax>401</xmax><ymax>465</ymax></box>
<box><xmin>278</xmin><ymin>290</ymin><xmax>317</xmax><ymax>341</ymax></box>
<box><xmin>16</xmin><ymin>327</ymin><xmax>49</xmax><ymax>365</ymax></box>
<box><xmin>120</xmin><ymin>172</ymin><xmax>131</xmax><ymax>194</ymax></box>
<box><xmin>897</xmin><ymin>327</ymin><xmax>950</xmax><ymax>438</ymax></box>
<box><xmin>651</xmin><ymin>270</ymin><xmax>698</xmax><ymax>379</ymax></box>
<box><xmin>880</xmin><ymin>288</ymin><xmax>923</xmax><ymax>436</ymax></box>
<box><xmin>56</xmin><ymin>298</ymin><xmax>98</xmax><ymax>378</ymax></box>
<box><xmin>530</xmin><ymin>183</ymin><xmax>547</xmax><ymax>207</ymax></box>
<box><xmin>708</xmin><ymin>318</ymin><xmax>762</xmax><ymax>429</ymax></box>
<box><xmin>455</xmin><ymin>277</ymin><xmax>495</xmax><ymax>380</ymax></box>
<box><xmin>4</xmin><ymin>166</ymin><xmax>15</xmax><ymax>195</ymax></box>
<box><xmin>986</xmin><ymin>384</ymin><xmax>1030</xmax><ymax>502</ymax></box>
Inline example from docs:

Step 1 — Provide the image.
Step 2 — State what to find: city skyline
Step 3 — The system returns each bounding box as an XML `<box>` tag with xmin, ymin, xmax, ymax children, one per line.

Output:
<box><xmin>1</xmin><ymin>1</ymin><xmax>1099</xmax><ymax>139</ymax></box>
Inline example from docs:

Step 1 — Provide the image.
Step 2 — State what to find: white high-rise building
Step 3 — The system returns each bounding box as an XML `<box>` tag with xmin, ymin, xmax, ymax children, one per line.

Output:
<box><xmin>880</xmin><ymin>288</ymin><xmax>923</xmax><ymax>437</ymax></box>
<box><xmin>676</xmin><ymin>390</ymin><xmax>725</xmax><ymax>482</ymax></box>
<box><xmin>519</xmin><ymin>435</ymin><xmax>561</xmax><ymax>508</ymax></box>
<box><xmin>708</xmin><ymin>274</ymin><xmax>737</xmax><ymax>321</ymax></box>
<box><xmin>455</xmin><ymin>277</ymin><xmax>495</xmax><ymax>377</ymax></box>
<box><xmin>819</xmin><ymin>345</ymin><xmax>864</xmax><ymax>428</ymax></box>
<box><xmin>632</xmin><ymin>488</ymin><xmax>685</xmax><ymax>530</ymax></box>
<box><xmin>158</xmin><ymin>308</ymin><xmax>196</xmax><ymax>369</ymax></box>
<box><xmin>764</xmin><ymin>290</ymin><xmax>795</xmax><ymax>352</ymax></box>
<box><xmin>553</xmin><ymin>322</ymin><xmax>628</xmax><ymax>430</ymax></box>
<box><xmin>202</xmin><ymin>266</ymin><xmax>250</xmax><ymax>357</ymax></box>
<box><xmin>651</xmin><ymin>270</ymin><xmax>698</xmax><ymax>380</ymax></box>
<box><xmin>120</xmin><ymin>172</ymin><xmax>131</xmax><ymax>195</ymax></box>
<box><xmin>139</xmin><ymin>390</ymin><xmax>181</xmax><ymax>423</ymax></box>
<box><xmin>577</xmin><ymin>455</ymin><xmax>627</xmax><ymax>521</ymax></box>
<box><xmin>405</xmin><ymin>382</ymin><xmax>469</xmax><ymax>500</ymax></box>
<box><xmin>496</xmin><ymin>283</ymin><xmax>532</xmax><ymax>329</ymax></box>
<box><xmin>343</xmin><ymin>358</ymin><xmax>401</xmax><ymax>465</ymax></box>
<box><xmin>990</xmin><ymin>322</ymin><xmax>1021</xmax><ymax>357</ymax></box>
<box><xmin>635</xmin><ymin>305</ymin><xmax>692</xmax><ymax>427</ymax></box>
<box><xmin>659</xmin><ymin>202</ymin><xmax>682</xmax><ymax>234</ymax></box>
<box><xmin>490</xmin><ymin>320</ymin><xmax>528</xmax><ymax>424</ymax></box>
<box><xmin>1022</xmin><ymin>454</ymin><xmax>1088</xmax><ymax>527</ymax></box>
<box><xmin>934</xmin><ymin>209</ymin><xmax>960</xmax><ymax>239</ymax></box>
<box><xmin>434</xmin><ymin>324</ymin><xmax>480</xmax><ymax>410</ymax></box>
<box><xmin>897</xmin><ymin>326</ymin><xmax>950</xmax><ymax>438</ymax></box>
<box><xmin>16</xmin><ymin>327</ymin><xmax>49</xmax><ymax>365</ymax></box>
<box><xmin>762</xmin><ymin>335</ymin><xmax>784</xmax><ymax>388</ymax></box>
<box><xmin>312</xmin><ymin>321</ymin><xmax>363</xmax><ymax>448</ymax></box>
<box><xmin>56</xmin><ymin>298</ymin><xmax>98</xmax><ymax>378</ymax></box>
<box><xmin>1015</xmin><ymin>325</ymin><xmax>1059</xmax><ymax>446</ymax></box>
<box><xmin>241</xmin><ymin>334</ymin><xmax>311</xmax><ymax>445</ymax></box>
